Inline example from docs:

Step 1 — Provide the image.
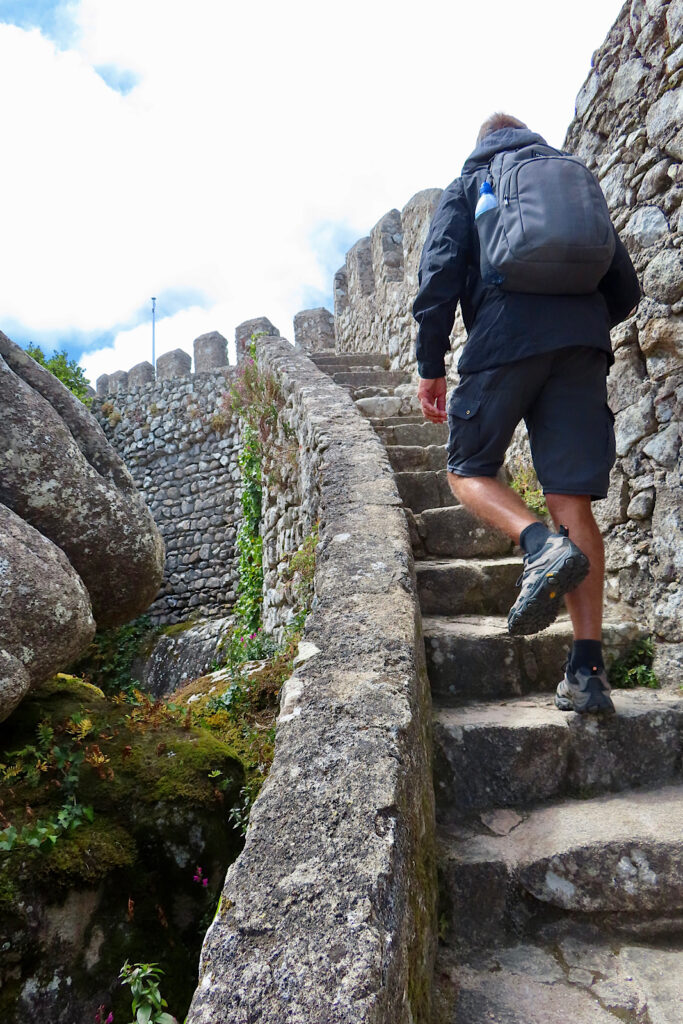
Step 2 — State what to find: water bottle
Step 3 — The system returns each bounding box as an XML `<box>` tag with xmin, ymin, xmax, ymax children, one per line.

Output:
<box><xmin>475</xmin><ymin>181</ymin><xmax>498</xmax><ymax>219</ymax></box>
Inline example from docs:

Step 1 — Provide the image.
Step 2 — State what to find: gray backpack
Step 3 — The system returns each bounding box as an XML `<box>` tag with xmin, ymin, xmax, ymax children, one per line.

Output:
<box><xmin>474</xmin><ymin>143</ymin><xmax>615</xmax><ymax>294</ymax></box>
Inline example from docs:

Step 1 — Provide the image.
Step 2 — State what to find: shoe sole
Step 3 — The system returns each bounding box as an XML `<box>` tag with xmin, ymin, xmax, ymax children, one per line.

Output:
<box><xmin>555</xmin><ymin>691</ymin><xmax>616</xmax><ymax>715</ymax></box>
<box><xmin>508</xmin><ymin>550</ymin><xmax>590</xmax><ymax>636</ymax></box>
<box><xmin>555</xmin><ymin>678</ymin><xmax>615</xmax><ymax>715</ymax></box>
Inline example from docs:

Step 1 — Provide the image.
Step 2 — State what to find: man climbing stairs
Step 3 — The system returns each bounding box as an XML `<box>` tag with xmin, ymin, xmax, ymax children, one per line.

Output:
<box><xmin>312</xmin><ymin>348</ymin><xmax>683</xmax><ymax>1024</ymax></box>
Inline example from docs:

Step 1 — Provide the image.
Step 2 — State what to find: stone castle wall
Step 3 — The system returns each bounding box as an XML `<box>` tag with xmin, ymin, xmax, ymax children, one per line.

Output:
<box><xmin>564</xmin><ymin>0</ymin><xmax>682</xmax><ymax>671</ymax></box>
<box><xmin>296</xmin><ymin>0</ymin><xmax>682</xmax><ymax>672</ymax></box>
<box><xmin>92</xmin><ymin>332</ymin><xmax>241</xmax><ymax>625</ymax></box>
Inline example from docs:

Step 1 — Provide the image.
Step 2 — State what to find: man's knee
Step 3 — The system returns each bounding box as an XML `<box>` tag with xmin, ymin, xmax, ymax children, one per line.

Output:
<box><xmin>545</xmin><ymin>493</ymin><xmax>593</xmax><ymax>521</ymax></box>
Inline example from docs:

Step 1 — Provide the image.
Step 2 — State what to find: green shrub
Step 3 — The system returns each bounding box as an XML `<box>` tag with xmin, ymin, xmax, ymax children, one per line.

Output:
<box><xmin>610</xmin><ymin>636</ymin><xmax>659</xmax><ymax>689</ymax></box>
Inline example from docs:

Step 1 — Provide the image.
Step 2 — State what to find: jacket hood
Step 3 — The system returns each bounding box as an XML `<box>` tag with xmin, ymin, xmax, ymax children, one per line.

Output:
<box><xmin>461</xmin><ymin>127</ymin><xmax>549</xmax><ymax>174</ymax></box>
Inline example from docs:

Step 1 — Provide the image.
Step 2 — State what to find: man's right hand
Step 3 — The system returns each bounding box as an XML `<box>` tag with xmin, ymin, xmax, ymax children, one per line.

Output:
<box><xmin>417</xmin><ymin>376</ymin><xmax>448</xmax><ymax>424</ymax></box>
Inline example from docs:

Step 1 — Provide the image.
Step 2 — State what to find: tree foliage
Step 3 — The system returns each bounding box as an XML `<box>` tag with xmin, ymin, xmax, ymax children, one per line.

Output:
<box><xmin>25</xmin><ymin>344</ymin><xmax>92</xmax><ymax>406</ymax></box>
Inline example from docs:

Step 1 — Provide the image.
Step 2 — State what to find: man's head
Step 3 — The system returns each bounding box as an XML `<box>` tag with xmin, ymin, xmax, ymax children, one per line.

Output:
<box><xmin>476</xmin><ymin>113</ymin><xmax>528</xmax><ymax>146</ymax></box>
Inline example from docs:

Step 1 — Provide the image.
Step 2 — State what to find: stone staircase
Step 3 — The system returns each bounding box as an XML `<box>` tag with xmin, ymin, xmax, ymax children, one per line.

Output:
<box><xmin>311</xmin><ymin>349</ymin><xmax>683</xmax><ymax>1024</ymax></box>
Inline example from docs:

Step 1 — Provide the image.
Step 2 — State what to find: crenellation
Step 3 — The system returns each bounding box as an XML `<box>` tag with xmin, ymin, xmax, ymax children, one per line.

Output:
<box><xmin>156</xmin><ymin>347</ymin><xmax>192</xmax><ymax>380</ymax></box>
<box><xmin>194</xmin><ymin>330</ymin><xmax>228</xmax><ymax>372</ymax></box>
<box><xmin>235</xmin><ymin>316</ymin><xmax>279</xmax><ymax>363</ymax></box>
<box><xmin>293</xmin><ymin>307</ymin><xmax>335</xmax><ymax>353</ymax></box>
<box><xmin>109</xmin><ymin>369</ymin><xmax>129</xmax><ymax>392</ymax></box>
<box><xmin>128</xmin><ymin>360</ymin><xmax>155</xmax><ymax>387</ymax></box>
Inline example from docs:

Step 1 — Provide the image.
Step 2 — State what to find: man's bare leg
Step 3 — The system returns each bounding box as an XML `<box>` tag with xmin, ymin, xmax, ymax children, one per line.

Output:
<box><xmin>545</xmin><ymin>494</ymin><xmax>604</xmax><ymax>641</ymax></box>
<box><xmin>447</xmin><ymin>472</ymin><xmax>539</xmax><ymax>544</ymax></box>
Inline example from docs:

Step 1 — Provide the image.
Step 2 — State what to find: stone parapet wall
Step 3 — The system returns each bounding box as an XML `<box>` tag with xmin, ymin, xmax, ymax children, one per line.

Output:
<box><xmin>93</xmin><ymin>368</ymin><xmax>240</xmax><ymax>625</ymax></box>
<box><xmin>565</xmin><ymin>0</ymin><xmax>682</xmax><ymax>666</ymax></box>
<box><xmin>187</xmin><ymin>337</ymin><xmax>437</xmax><ymax>1024</ymax></box>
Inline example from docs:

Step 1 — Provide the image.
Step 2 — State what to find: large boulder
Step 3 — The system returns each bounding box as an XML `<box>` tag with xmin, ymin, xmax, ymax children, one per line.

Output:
<box><xmin>0</xmin><ymin>505</ymin><xmax>95</xmax><ymax>721</ymax></box>
<box><xmin>0</xmin><ymin>332</ymin><xmax>165</xmax><ymax>628</ymax></box>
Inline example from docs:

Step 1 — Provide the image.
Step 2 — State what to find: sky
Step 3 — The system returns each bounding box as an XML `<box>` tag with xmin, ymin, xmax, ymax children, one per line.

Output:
<box><xmin>0</xmin><ymin>0</ymin><xmax>625</xmax><ymax>384</ymax></box>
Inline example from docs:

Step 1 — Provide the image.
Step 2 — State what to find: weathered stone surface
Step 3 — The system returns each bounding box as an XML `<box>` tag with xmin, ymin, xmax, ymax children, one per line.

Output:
<box><xmin>623</xmin><ymin>205</ymin><xmax>670</xmax><ymax>247</ymax></box>
<box><xmin>394</xmin><ymin>469</ymin><xmax>455</xmax><ymax>514</ymax></box>
<box><xmin>437</xmin><ymin>940</ymin><xmax>683</xmax><ymax>1024</ymax></box>
<box><xmin>187</xmin><ymin>339</ymin><xmax>436</xmax><ymax>1024</ymax></box>
<box><xmin>235</xmin><ymin>316</ymin><xmax>280</xmax><ymax>363</ymax></box>
<box><xmin>434</xmin><ymin>691</ymin><xmax>683</xmax><ymax>815</ymax></box>
<box><xmin>193</xmin><ymin>331</ymin><xmax>228</xmax><ymax>372</ymax></box>
<box><xmin>607</xmin><ymin>341</ymin><xmax>647</xmax><ymax>413</ymax></box>
<box><xmin>642</xmin><ymin>421</ymin><xmax>681</xmax><ymax>466</ymax></box>
<box><xmin>127</xmin><ymin>360</ymin><xmax>155</xmax><ymax>387</ymax></box>
<box><xmin>140</xmin><ymin>616</ymin><xmax>234</xmax><ymax>696</ymax></box>
<box><xmin>416</xmin><ymin>506</ymin><xmax>512</xmax><ymax>558</ymax></box>
<box><xmin>424</xmin><ymin>614</ymin><xmax>641</xmax><ymax>704</ymax></box>
<box><xmin>440</xmin><ymin>786</ymin><xmax>683</xmax><ymax>945</ymax></box>
<box><xmin>614</xmin><ymin>394</ymin><xmax>657</xmax><ymax>455</ymax></box>
<box><xmin>156</xmin><ymin>348</ymin><xmax>192</xmax><ymax>380</ymax></box>
<box><xmin>642</xmin><ymin>248</ymin><xmax>683</xmax><ymax>304</ymax></box>
<box><xmin>95</xmin><ymin>372</ymin><xmax>109</xmax><ymax>396</ymax></box>
<box><xmin>653</xmin><ymin>641</ymin><xmax>683</xmax><ymax>688</ymax></box>
<box><xmin>109</xmin><ymin>368</ymin><xmax>128</xmax><ymax>392</ymax></box>
<box><xmin>637</xmin><ymin>157</ymin><xmax>673</xmax><ymax>200</ymax></box>
<box><xmin>0</xmin><ymin>333</ymin><xmax>164</xmax><ymax>629</ymax></box>
<box><xmin>0</xmin><ymin>504</ymin><xmax>95</xmax><ymax>720</ymax></box>
<box><xmin>415</xmin><ymin>556</ymin><xmax>520</xmax><ymax>616</ymax></box>
<box><xmin>610</xmin><ymin>57</ymin><xmax>648</xmax><ymax>105</ymax></box>
<box><xmin>646</xmin><ymin>87</ymin><xmax>683</xmax><ymax>154</ymax></box>
<box><xmin>93</xmin><ymin>365</ymin><xmax>241</xmax><ymax>625</ymax></box>
<box><xmin>294</xmin><ymin>307</ymin><xmax>335</xmax><ymax>353</ymax></box>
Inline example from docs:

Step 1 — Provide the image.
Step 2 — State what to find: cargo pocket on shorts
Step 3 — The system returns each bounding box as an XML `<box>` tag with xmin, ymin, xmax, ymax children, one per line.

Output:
<box><xmin>447</xmin><ymin>390</ymin><xmax>481</xmax><ymax>471</ymax></box>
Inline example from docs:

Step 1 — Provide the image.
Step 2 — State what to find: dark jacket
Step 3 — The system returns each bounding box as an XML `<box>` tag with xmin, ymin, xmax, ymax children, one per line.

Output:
<box><xmin>413</xmin><ymin>127</ymin><xmax>641</xmax><ymax>379</ymax></box>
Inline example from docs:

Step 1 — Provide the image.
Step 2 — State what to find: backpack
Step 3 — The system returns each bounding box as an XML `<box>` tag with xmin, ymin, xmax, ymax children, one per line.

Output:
<box><xmin>474</xmin><ymin>143</ymin><xmax>616</xmax><ymax>294</ymax></box>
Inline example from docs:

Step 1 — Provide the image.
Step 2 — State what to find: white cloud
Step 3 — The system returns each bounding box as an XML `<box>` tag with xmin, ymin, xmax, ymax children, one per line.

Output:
<box><xmin>0</xmin><ymin>0</ymin><xmax>623</xmax><ymax>376</ymax></box>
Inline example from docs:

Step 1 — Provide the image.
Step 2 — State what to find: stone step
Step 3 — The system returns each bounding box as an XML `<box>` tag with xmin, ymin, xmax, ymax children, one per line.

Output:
<box><xmin>347</xmin><ymin>385</ymin><xmax>394</xmax><ymax>401</ymax></box>
<box><xmin>394</xmin><ymin>470</ymin><xmax>456</xmax><ymax>514</ymax></box>
<box><xmin>331</xmin><ymin>370</ymin><xmax>410</xmax><ymax>389</ymax></box>
<box><xmin>367</xmin><ymin>414</ymin><xmax>425</xmax><ymax>428</ymax></box>
<box><xmin>374</xmin><ymin>421</ymin><xmax>449</xmax><ymax>447</ymax></box>
<box><xmin>310</xmin><ymin>351</ymin><xmax>390</xmax><ymax>369</ymax></box>
<box><xmin>355</xmin><ymin>395</ymin><xmax>421</xmax><ymax>419</ymax></box>
<box><xmin>413</xmin><ymin>505</ymin><xmax>513</xmax><ymax>558</ymax></box>
<box><xmin>433</xmin><ymin>691</ymin><xmax>683</xmax><ymax>818</ymax></box>
<box><xmin>437</xmin><ymin>784</ymin><xmax>683</xmax><ymax>951</ymax></box>
<box><xmin>386</xmin><ymin>444</ymin><xmax>446</xmax><ymax>473</ymax></box>
<box><xmin>435</xmin><ymin>937</ymin><xmax>683</xmax><ymax>1024</ymax></box>
<box><xmin>415</xmin><ymin>556</ymin><xmax>520</xmax><ymax>616</ymax></box>
<box><xmin>423</xmin><ymin>614</ymin><xmax>642</xmax><ymax>704</ymax></box>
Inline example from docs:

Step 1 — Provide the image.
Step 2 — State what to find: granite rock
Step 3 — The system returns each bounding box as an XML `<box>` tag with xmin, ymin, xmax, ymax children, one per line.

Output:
<box><xmin>0</xmin><ymin>333</ymin><xmax>164</xmax><ymax>629</ymax></box>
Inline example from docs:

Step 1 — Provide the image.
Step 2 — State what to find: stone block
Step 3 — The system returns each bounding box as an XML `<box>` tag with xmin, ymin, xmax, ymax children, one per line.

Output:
<box><xmin>194</xmin><ymin>331</ymin><xmax>228</xmax><ymax>372</ymax></box>
<box><xmin>293</xmin><ymin>308</ymin><xmax>335</xmax><ymax>353</ymax></box>
<box><xmin>642</xmin><ymin>248</ymin><xmax>683</xmax><ymax>304</ymax></box>
<box><xmin>235</xmin><ymin>317</ymin><xmax>279</xmax><ymax>363</ymax></box>
<box><xmin>346</xmin><ymin>236</ymin><xmax>375</xmax><ymax>299</ymax></box>
<box><xmin>646</xmin><ymin>87</ymin><xmax>683</xmax><ymax>154</ymax></box>
<box><xmin>623</xmin><ymin>205</ymin><xmax>670</xmax><ymax>248</ymax></box>
<box><xmin>156</xmin><ymin>349</ymin><xmax>192</xmax><ymax>380</ymax></box>
<box><xmin>96</xmin><ymin>373</ymin><xmax>110</xmax><ymax>396</ymax></box>
<box><xmin>109</xmin><ymin>369</ymin><xmax>129</xmax><ymax>392</ymax></box>
<box><xmin>128</xmin><ymin>361</ymin><xmax>155</xmax><ymax>387</ymax></box>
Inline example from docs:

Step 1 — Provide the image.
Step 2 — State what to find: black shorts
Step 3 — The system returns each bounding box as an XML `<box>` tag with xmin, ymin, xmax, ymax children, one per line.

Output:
<box><xmin>446</xmin><ymin>347</ymin><xmax>616</xmax><ymax>500</ymax></box>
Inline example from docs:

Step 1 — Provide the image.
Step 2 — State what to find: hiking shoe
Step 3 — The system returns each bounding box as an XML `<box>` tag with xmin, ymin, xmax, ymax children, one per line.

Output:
<box><xmin>555</xmin><ymin>662</ymin><xmax>615</xmax><ymax>715</ymax></box>
<box><xmin>507</xmin><ymin>527</ymin><xmax>589</xmax><ymax>636</ymax></box>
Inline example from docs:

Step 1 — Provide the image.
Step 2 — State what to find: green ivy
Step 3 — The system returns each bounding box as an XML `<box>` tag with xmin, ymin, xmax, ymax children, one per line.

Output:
<box><xmin>70</xmin><ymin>615</ymin><xmax>159</xmax><ymax>696</ymax></box>
<box><xmin>234</xmin><ymin>423</ymin><xmax>264</xmax><ymax>636</ymax></box>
